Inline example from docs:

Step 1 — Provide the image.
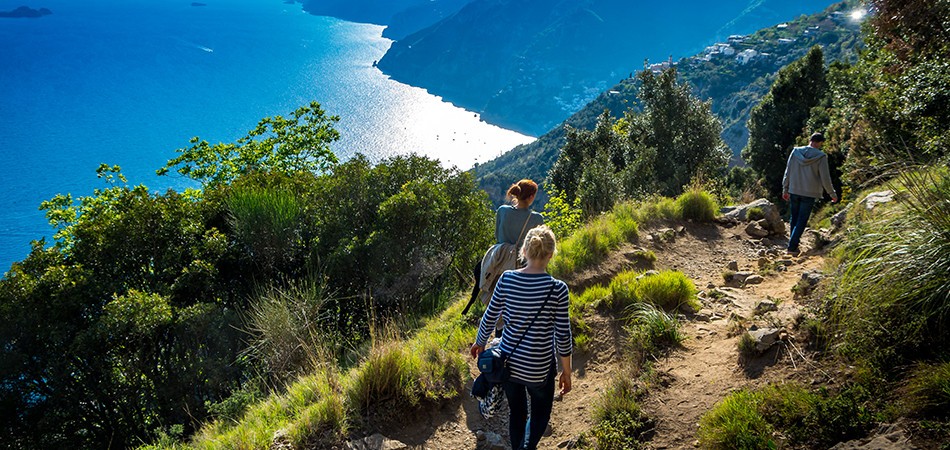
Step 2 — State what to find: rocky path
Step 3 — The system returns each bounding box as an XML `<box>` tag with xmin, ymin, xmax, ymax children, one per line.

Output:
<box><xmin>362</xmin><ymin>220</ymin><xmax>831</xmax><ymax>449</ymax></box>
<box><xmin>641</xmin><ymin>222</ymin><xmax>826</xmax><ymax>449</ymax></box>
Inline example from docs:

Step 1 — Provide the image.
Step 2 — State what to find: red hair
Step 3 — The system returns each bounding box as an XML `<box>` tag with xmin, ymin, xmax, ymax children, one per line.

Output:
<box><xmin>506</xmin><ymin>179</ymin><xmax>538</xmax><ymax>206</ymax></box>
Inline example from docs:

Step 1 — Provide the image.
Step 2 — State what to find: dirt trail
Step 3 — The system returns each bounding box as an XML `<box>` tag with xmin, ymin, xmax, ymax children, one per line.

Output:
<box><xmin>641</xmin><ymin>223</ymin><xmax>825</xmax><ymax>449</ymax></box>
<box><xmin>378</xmin><ymin>221</ymin><xmax>829</xmax><ymax>449</ymax></box>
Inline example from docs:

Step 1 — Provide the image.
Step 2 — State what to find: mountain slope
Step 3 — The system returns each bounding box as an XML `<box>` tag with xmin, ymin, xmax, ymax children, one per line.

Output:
<box><xmin>300</xmin><ymin>0</ymin><xmax>469</xmax><ymax>39</ymax></box>
<box><xmin>378</xmin><ymin>0</ymin><xmax>839</xmax><ymax>136</ymax></box>
<box><xmin>474</xmin><ymin>1</ymin><xmax>863</xmax><ymax>205</ymax></box>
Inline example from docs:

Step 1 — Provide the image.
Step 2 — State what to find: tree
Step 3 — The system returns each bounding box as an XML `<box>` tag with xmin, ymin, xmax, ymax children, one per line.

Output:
<box><xmin>547</xmin><ymin>68</ymin><xmax>728</xmax><ymax>209</ymax></box>
<box><xmin>158</xmin><ymin>101</ymin><xmax>340</xmax><ymax>186</ymax></box>
<box><xmin>743</xmin><ymin>46</ymin><xmax>828</xmax><ymax>198</ymax></box>
<box><xmin>629</xmin><ymin>68</ymin><xmax>729</xmax><ymax>197</ymax></box>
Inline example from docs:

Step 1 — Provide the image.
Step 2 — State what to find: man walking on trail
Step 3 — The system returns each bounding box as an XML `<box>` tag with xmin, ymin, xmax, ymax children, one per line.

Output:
<box><xmin>782</xmin><ymin>132</ymin><xmax>838</xmax><ymax>256</ymax></box>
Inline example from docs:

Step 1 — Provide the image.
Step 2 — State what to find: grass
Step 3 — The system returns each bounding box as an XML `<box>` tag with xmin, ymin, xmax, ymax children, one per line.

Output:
<box><xmin>826</xmin><ymin>168</ymin><xmax>950</xmax><ymax>371</ymax></box>
<box><xmin>698</xmin><ymin>390</ymin><xmax>774</xmax><ymax>450</ymax></box>
<box><xmin>243</xmin><ymin>275</ymin><xmax>335</xmax><ymax>385</ymax></box>
<box><xmin>609</xmin><ymin>270</ymin><xmax>699</xmax><ymax>312</ymax></box>
<box><xmin>177</xmin><ymin>296</ymin><xmax>476</xmax><ymax>450</ymax></box>
<box><xmin>589</xmin><ymin>374</ymin><xmax>653</xmax><ymax>449</ymax></box>
<box><xmin>903</xmin><ymin>361</ymin><xmax>950</xmax><ymax>418</ymax></box>
<box><xmin>625</xmin><ymin>303</ymin><xmax>684</xmax><ymax>359</ymax></box>
<box><xmin>699</xmin><ymin>384</ymin><xmax>878</xmax><ymax>450</ymax></box>
<box><xmin>737</xmin><ymin>332</ymin><xmax>758</xmax><ymax>359</ymax></box>
<box><xmin>549</xmin><ymin>189</ymin><xmax>719</xmax><ymax>279</ymax></box>
<box><xmin>550</xmin><ymin>202</ymin><xmax>639</xmax><ymax>277</ymax></box>
<box><xmin>674</xmin><ymin>188</ymin><xmax>719</xmax><ymax>222</ymax></box>
<box><xmin>747</xmin><ymin>206</ymin><xmax>765</xmax><ymax>221</ymax></box>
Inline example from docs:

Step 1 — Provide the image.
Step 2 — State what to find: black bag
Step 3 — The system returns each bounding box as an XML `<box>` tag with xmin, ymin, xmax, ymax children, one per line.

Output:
<box><xmin>477</xmin><ymin>346</ymin><xmax>510</xmax><ymax>384</ymax></box>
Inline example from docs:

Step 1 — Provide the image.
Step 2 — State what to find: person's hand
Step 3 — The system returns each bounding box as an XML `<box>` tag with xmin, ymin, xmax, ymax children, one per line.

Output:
<box><xmin>831</xmin><ymin>195</ymin><xmax>839</xmax><ymax>203</ymax></box>
<box><xmin>470</xmin><ymin>344</ymin><xmax>484</xmax><ymax>359</ymax></box>
<box><xmin>782</xmin><ymin>192</ymin><xmax>790</xmax><ymax>201</ymax></box>
<box><xmin>558</xmin><ymin>371</ymin><xmax>572</xmax><ymax>396</ymax></box>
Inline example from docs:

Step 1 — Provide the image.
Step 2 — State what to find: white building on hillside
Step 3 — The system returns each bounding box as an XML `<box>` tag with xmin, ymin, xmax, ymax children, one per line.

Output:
<box><xmin>737</xmin><ymin>49</ymin><xmax>759</xmax><ymax>65</ymax></box>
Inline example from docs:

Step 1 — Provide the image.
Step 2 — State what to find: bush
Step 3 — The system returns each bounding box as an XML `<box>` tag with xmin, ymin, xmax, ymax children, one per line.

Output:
<box><xmin>590</xmin><ymin>375</ymin><xmax>652</xmax><ymax>449</ymax></box>
<box><xmin>608</xmin><ymin>270</ymin><xmax>699</xmax><ymax>312</ymax></box>
<box><xmin>549</xmin><ymin>205</ymin><xmax>639</xmax><ymax>277</ymax></box>
<box><xmin>698</xmin><ymin>390</ymin><xmax>774</xmax><ymax>450</ymax></box>
<box><xmin>700</xmin><ymin>384</ymin><xmax>877</xmax><ymax>450</ymax></box>
<box><xmin>904</xmin><ymin>361</ymin><xmax>950</xmax><ymax>418</ymax></box>
<box><xmin>625</xmin><ymin>303</ymin><xmax>683</xmax><ymax>359</ymax></box>
<box><xmin>635</xmin><ymin>271</ymin><xmax>700</xmax><ymax>311</ymax></box>
<box><xmin>827</xmin><ymin>169</ymin><xmax>950</xmax><ymax>371</ymax></box>
<box><xmin>675</xmin><ymin>189</ymin><xmax>719</xmax><ymax>222</ymax></box>
<box><xmin>747</xmin><ymin>206</ymin><xmax>765</xmax><ymax>221</ymax></box>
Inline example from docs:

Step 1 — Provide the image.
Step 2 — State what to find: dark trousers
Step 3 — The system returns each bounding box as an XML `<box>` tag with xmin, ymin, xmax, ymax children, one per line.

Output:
<box><xmin>502</xmin><ymin>366</ymin><xmax>556</xmax><ymax>450</ymax></box>
<box><xmin>788</xmin><ymin>194</ymin><xmax>817</xmax><ymax>252</ymax></box>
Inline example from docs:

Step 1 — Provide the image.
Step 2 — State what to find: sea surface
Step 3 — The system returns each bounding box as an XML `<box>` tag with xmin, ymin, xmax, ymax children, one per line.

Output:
<box><xmin>0</xmin><ymin>0</ymin><xmax>535</xmax><ymax>271</ymax></box>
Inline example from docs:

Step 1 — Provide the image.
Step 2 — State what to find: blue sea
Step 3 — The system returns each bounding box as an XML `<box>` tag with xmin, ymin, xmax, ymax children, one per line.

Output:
<box><xmin>0</xmin><ymin>0</ymin><xmax>535</xmax><ymax>271</ymax></box>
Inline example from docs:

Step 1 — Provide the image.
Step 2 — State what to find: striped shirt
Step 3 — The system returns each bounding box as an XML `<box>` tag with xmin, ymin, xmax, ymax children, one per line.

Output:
<box><xmin>476</xmin><ymin>270</ymin><xmax>572</xmax><ymax>386</ymax></box>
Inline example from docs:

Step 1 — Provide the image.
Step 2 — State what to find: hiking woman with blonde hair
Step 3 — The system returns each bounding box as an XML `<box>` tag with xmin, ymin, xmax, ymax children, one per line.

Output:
<box><xmin>470</xmin><ymin>225</ymin><xmax>572</xmax><ymax>450</ymax></box>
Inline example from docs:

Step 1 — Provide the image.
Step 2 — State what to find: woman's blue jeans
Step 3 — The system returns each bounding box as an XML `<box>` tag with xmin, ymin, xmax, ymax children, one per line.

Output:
<box><xmin>788</xmin><ymin>194</ymin><xmax>816</xmax><ymax>252</ymax></box>
<box><xmin>502</xmin><ymin>366</ymin><xmax>556</xmax><ymax>450</ymax></box>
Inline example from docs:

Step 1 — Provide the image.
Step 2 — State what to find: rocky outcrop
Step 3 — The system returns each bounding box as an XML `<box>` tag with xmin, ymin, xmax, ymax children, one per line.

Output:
<box><xmin>722</xmin><ymin>199</ymin><xmax>786</xmax><ymax>236</ymax></box>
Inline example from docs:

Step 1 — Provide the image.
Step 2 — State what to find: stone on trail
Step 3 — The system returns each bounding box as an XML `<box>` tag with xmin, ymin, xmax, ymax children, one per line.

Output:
<box><xmin>754</xmin><ymin>300</ymin><xmax>778</xmax><ymax>315</ymax></box>
<box><xmin>748</xmin><ymin>327</ymin><xmax>782</xmax><ymax>352</ymax></box>
<box><xmin>744</xmin><ymin>274</ymin><xmax>764</xmax><ymax>285</ymax></box>
<box><xmin>745</xmin><ymin>221</ymin><xmax>770</xmax><ymax>238</ymax></box>
<box><xmin>723</xmin><ymin>199</ymin><xmax>785</xmax><ymax>235</ymax></box>
<box><xmin>346</xmin><ymin>433</ymin><xmax>410</xmax><ymax>450</ymax></box>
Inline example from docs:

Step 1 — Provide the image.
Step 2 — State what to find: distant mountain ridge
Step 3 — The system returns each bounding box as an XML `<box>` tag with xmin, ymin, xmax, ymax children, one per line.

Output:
<box><xmin>473</xmin><ymin>1</ymin><xmax>863</xmax><ymax>204</ymax></box>
<box><xmin>300</xmin><ymin>0</ymin><xmax>470</xmax><ymax>39</ymax></box>
<box><xmin>376</xmin><ymin>0</ymin><xmax>838</xmax><ymax>136</ymax></box>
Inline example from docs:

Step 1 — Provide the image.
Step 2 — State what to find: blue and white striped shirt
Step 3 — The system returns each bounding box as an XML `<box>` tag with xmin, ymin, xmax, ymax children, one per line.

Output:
<box><xmin>476</xmin><ymin>270</ymin><xmax>572</xmax><ymax>386</ymax></box>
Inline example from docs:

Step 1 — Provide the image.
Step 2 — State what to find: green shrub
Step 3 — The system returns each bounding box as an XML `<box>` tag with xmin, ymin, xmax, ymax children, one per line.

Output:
<box><xmin>827</xmin><ymin>169</ymin><xmax>950</xmax><ymax>371</ymax></box>
<box><xmin>634</xmin><ymin>271</ymin><xmax>700</xmax><ymax>311</ymax></box>
<box><xmin>590</xmin><ymin>376</ymin><xmax>652</xmax><ymax>449</ymax></box>
<box><xmin>608</xmin><ymin>270</ymin><xmax>699</xmax><ymax>312</ymax></box>
<box><xmin>905</xmin><ymin>361</ymin><xmax>950</xmax><ymax>418</ymax></box>
<box><xmin>698</xmin><ymin>390</ymin><xmax>774</xmax><ymax>450</ymax></box>
<box><xmin>625</xmin><ymin>303</ymin><xmax>683</xmax><ymax>358</ymax></box>
<box><xmin>737</xmin><ymin>332</ymin><xmax>758</xmax><ymax>359</ymax></box>
<box><xmin>243</xmin><ymin>276</ymin><xmax>336</xmax><ymax>384</ymax></box>
<box><xmin>675</xmin><ymin>189</ymin><xmax>719</xmax><ymax>222</ymax></box>
<box><xmin>549</xmin><ymin>205</ymin><xmax>639</xmax><ymax>277</ymax></box>
<box><xmin>747</xmin><ymin>206</ymin><xmax>765</xmax><ymax>221</ymax></box>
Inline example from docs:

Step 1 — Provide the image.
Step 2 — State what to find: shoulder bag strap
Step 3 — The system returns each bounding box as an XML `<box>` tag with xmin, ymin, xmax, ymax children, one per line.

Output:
<box><xmin>506</xmin><ymin>281</ymin><xmax>558</xmax><ymax>360</ymax></box>
<box><xmin>515</xmin><ymin>211</ymin><xmax>533</xmax><ymax>247</ymax></box>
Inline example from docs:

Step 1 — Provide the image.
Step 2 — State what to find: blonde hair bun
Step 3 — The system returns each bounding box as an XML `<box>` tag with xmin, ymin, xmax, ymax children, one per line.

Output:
<box><xmin>521</xmin><ymin>225</ymin><xmax>557</xmax><ymax>261</ymax></box>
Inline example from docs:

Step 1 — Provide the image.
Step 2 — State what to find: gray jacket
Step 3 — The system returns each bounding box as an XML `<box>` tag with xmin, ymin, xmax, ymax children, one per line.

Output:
<box><xmin>782</xmin><ymin>146</ymin><xmax>837</xmax><ymax>200</ymax></box>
